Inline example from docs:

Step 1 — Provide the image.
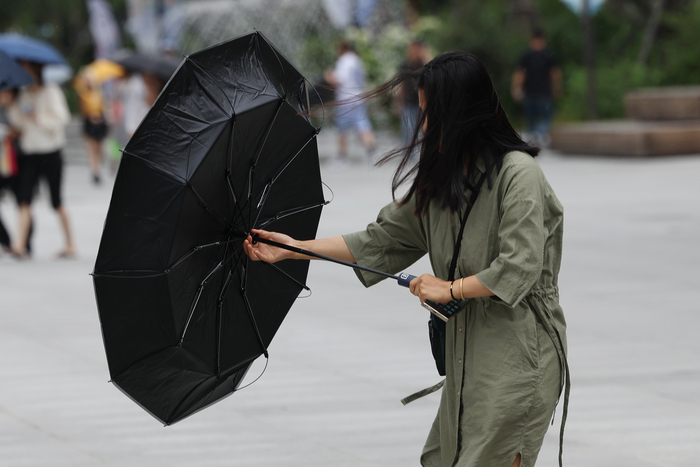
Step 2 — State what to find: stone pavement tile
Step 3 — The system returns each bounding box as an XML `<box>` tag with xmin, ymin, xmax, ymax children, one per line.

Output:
<box><xmin>0</xmin><ymin>412</ymin><xmax>106</xmax><ymax>467</ymax></box>
<box><xmin>1</xmin><ymin>151</ymin><xmax>700</xmax><ymax>466</ymax></box>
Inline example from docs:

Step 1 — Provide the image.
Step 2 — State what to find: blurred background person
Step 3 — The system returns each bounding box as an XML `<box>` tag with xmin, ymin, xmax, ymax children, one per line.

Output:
<box><xmin>0</xmin><ymin>89</ymin><xmax>19</xmax><ymax>255</ymax></box>
<box><xmin>122</xmin><ymin>70</ymin><xmax>167</xmax><ymax>139</ymax></box>
<box><xmin>142</xmin><ymin>71</ymin><xmax>166</xmax><ymax>108</ymax></box>
<box><xmin>511</xmin><ymin>27</ymin><xmax>562</xmax><ymax>148</ymax></box>
<box><xmin>7</xmin><ymin>61</ymin><xmax>75</xmax><ymax>259</ymax></box>
<box><xmin>396</xmin><ymin>39</ymin><xmax>429</xmax><ymax>146</ymax></box>
<box><xmin>324</xmin><ymin>41</ymin><xmax>375</xmax><ymax>164</ymax></box>
<box><xmin>73</xmin><ymin>67</ymin><xmax>109</xmax><ymax>185</ymax></box>
<box><xmin>121</xmin><ymin>72</ymin><xmax>148</xmax><ymax>140</ymax></box>
<box><xmin>103</xmin><ymin>74</ymin><xmax>128</xmax><ymax>173</ymax></box>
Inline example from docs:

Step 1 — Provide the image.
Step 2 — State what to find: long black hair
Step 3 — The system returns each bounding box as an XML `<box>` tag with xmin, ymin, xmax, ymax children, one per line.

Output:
<box><xmin>367</xmin><ymin>51</ymin><xmax>538</xmax><ymax>215</ymax></box>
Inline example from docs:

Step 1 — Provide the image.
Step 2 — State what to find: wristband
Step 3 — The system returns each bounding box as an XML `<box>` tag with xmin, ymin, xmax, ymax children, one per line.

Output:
<box><xmin>450</xmin><ymin>280</ymin><xmax>456</xmax><ymax>300</ymax></box>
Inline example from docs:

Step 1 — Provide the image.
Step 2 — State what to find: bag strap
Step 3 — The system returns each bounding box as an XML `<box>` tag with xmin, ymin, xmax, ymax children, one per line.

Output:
<box><xmin>448</xmin><ymin>172</ymin><xmax>486</xmax><ymax>281</ymax></box>
<box><xmin>403</xmin><ymin>172</ymin><xmax>487</xmax><ymax>405</ymax></box>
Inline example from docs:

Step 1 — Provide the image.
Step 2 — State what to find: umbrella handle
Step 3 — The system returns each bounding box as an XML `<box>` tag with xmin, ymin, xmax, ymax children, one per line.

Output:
<box><xmin>251</xmin><ymin>234</ymin><xmax>414</xmax><ymax>285</ymax></box>
<box><xmin>396</xmin><ymin>273</ymin><xmax>416</xmax><ymax>288</ymax></box>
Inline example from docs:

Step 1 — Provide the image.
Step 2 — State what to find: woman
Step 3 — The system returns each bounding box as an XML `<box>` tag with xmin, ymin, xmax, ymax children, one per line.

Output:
<box><xmin>243</xmin><ymin>51</ymin><xmax>568</xmax><ymax>467</ymax></box>
<box><xmin>74</xmin><ymin>69</ymin><xmax>109</xmax><ymax>184</ymax></box>
<box><xmin>7</xmin><ymin>61</ymin><xmax>75</xmax><ymax>258</ymax></box>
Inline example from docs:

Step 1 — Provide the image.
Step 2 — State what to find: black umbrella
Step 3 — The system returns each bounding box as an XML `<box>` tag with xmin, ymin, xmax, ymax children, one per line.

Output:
<box><xmin>92</xmin><ymin>31</ymin><xmax>327</xmax><ymax>425</ymax></box>
<box><xmin>108</xmin><ymin>49</ymin><xmax>181</xmax><ymax>81</ymax></box>
<box><xmin>0</xmin><ymin>50</ymin><xmax>33</xmax><ymax>91</ymax></box>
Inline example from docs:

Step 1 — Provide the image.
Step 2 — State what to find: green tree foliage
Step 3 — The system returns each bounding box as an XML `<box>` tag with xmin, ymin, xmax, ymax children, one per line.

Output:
<box><xmin>416</xmin><ymin>0</ymin><xmax>531</xmax><ymax>123</ymax></box>
<box><xmin>653</xmin><ymin>1</ymin><xmax>700</xmax><ymax>85</ymax></box>
<box><xmin>5</xmin><ymin>0</ymin><xmax>700</xmax><ymax>123</ymax></box>
<box><xmin>415</xmin><ymin>0</ymin><xmax>700</xmax><ymax>122</ymax></box>
<box><xmin>0</xmin><ymin>0</ymin><xmax>128</xmax><ymax>67</ymax></box>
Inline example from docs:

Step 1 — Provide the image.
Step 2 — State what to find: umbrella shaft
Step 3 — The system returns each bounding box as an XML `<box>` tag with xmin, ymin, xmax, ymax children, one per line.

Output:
<box><xmin>252</xmin><ymin>235</ymin><xmax>397</xmax><ymax>281</ymax></box>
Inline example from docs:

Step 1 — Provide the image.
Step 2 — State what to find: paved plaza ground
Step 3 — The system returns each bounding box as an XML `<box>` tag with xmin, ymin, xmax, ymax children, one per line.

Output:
<box><xmin>0</xmin><ymin>129</ymin><xmax>699</xmax><ymax>466</ymax></box>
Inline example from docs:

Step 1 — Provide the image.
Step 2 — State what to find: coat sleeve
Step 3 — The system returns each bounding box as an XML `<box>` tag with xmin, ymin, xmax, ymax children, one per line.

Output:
<box><xmin>475</xmin><ymin>159</ymin><xmax>545</xmax><ymax>308</ymax></box>
<box><xmin>343</xmin><ymin>196</ymin><xmax>428</xmax><ymax>287</ymax></box>
<box><xmin>35</xmin><ymin>85</ymin><xmax>71</xmax><ymax>134</ymax></box>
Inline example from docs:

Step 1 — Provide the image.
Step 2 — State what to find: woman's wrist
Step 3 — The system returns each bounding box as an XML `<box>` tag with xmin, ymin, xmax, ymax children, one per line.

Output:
<box><xmin>289</xmin><ymin>239</ymin><xmax>304</xmax><ymax>260</ymax></box>
<box><xmin>456</xmin><ymin>275</ymin><xmax>495</xmax><ymax>299</ymax></box>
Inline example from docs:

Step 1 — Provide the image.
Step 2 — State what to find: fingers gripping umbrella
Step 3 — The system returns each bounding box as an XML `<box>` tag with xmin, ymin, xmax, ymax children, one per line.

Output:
<box><xmin>92</xmin><ymin>31</ymin><xmax>326</xmax><ymax>425</ymax></box>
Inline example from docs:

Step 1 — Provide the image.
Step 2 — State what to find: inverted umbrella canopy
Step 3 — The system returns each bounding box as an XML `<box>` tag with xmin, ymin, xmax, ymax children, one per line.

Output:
<box><xmin>93</xmin><ymin>31</ymin><xmax>326</xmax><ymax>425</ymax></box>
<box><xmin>0</xmin><ymin>33</ymin><xmax>67</xmax><ymax>65</ymax></box>
<box><xmin>0</xmin><ymin>50</ymin><xmax>33</xmax><ymax>91</ymax></box>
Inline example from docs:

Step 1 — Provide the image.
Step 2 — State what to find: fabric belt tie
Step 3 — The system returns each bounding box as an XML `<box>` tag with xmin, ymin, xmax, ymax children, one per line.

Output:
<box><xmin>401</xmin><ymin>379</ymin><xmax>445</xmax><ymax>405</ymax></box>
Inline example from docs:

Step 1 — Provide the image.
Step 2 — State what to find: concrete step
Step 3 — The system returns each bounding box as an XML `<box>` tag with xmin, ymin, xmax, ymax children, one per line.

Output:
<box><xmin>550</xmin><ymin>120</ymin><xmax>700</xmax><ymax>156</ymax></box>
<box><xmin>625</xmin><ymin>86</ymin><xmax>700</xmax><ymax>120</ymax></box>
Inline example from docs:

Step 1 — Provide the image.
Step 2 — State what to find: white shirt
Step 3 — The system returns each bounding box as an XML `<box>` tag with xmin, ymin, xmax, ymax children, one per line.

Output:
<box><xmin>8</xmin><ymin>84</ymin><xmax>71</xmax><ymax>154</ymax></box>
<box><xmin>122</xmin><ymin>74</ymin><xmax>149</xmax><ymax>137</ymax></box>
<box><xmin>333</xmin><ymin>51</ymin><xmax>366</xmax><ymax>101</ymax></box>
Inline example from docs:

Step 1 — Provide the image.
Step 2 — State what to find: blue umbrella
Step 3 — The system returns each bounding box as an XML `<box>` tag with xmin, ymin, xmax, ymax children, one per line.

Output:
<box><xmin>0</xmin><ymin>50</ymin><xmax>34</xmax><ymax>91</ymax></box>
<box><xmin>0</xmin><ymin>33</ymin><xmax>66</xmax><ymax>65</ymax></box>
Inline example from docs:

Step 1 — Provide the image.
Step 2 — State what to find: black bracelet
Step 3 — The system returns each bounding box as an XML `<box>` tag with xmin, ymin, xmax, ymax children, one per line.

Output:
<box><xmin>450</xmin><ymin>280</ymin><xmax>456</xmax><ymax>300</ymax></box>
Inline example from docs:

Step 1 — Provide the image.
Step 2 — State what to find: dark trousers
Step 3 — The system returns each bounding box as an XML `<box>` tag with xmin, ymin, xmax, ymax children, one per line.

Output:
<box><xmin>523</xmin><ymin>95</ymin><xmax>555</xmax><ymax>137</ymax></box>
<box><xmin>0</xmin><ymin>175</ymin><xmax>33</xmax><ymax>252</ymax></box>
<box><xmin>16</xmin><ymin>150</ymin><xmax>64</xmax><ymax>209</ymax></box>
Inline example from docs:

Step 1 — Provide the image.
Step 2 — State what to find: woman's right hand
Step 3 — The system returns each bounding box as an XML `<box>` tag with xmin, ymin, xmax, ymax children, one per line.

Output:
<box><xmin>243</xmin><ymin>229</ymin><xmax>297</xmax><ymax>263</ymax></box>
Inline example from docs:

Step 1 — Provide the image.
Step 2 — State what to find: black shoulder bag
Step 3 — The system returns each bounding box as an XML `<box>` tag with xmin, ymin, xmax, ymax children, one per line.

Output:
<box><xmin>429</xmin><ymin>173</ymin><xmax>485</xmax><ymax>376</ymax></box>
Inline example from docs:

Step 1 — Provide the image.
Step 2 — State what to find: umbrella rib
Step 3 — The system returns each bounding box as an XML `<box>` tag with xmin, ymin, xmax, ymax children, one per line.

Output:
<box><xmin>263</xmin><ymin>262</ymin><xmax>310</xmax><ymax>293</ymax></box>
<box><xmin>251</xmin><ymin>98</ymin><xmax>285</xmax><ymax>168</ymax></box>
<box><xmin>215</xmin><ymin>269</ymin><xmax>234</xmax><ymax>376</ymax></box>
<box><xmin>215</xmin><ymin>239</ymin><xmax>235</xmax><ymax>377</ymax></box>
<box><xmin>161</xmin><ymin>107</ymin><xmax>222</xmax><ymax>139</ymax></box>
<box><xmin>246</xmin><ymin>98</ymin><xmax>285</xmax><ymax>230</ymax></box>
<box><xmin>238</xmin><ymin>254</ymin><xmax>268</xmax><ymax>358</ymax></box>
<box><xmin>179</xmin><ymin>261</ymin><xmax>224</xmax><ymax>347</ymax></box>
<box><xmin>256</xmin><ymin>201</ymin><xmax>329</xmax><ymax>229</ymax></box>
<box><xmin>91</xmin><ymin>270</ymin><xmax>167</xmax><ymax>278</ymax></box>
<box><xmin>269</xmin><ymin>131</ymin><xmax>318</xmax><ymax>185</ymax></box>
<box><xmin>121</xmin><ymin>149</ymin><xmax>187</xmax><ymax>184</ymax></box>
<box><xmin>187</xmin><ymin>183</ymin><xmax>235</xmax><ymax>230</ymax></box>
<box><xmin>94</xmin><ymin>238</ymin><xmax>246</xmax><ymax>278</ymax></box>
<box><xmin>167</xmin><ymin>238</ymin><xmax>242</xmax><ymax>271</ymax></box>
<box><xmin>241</xmin><ymin>290</ymin><xmax>268</xmax><ymax>359</ymax></box>
<box><xmin>175</xmin><ymin>246</ymin><xmax>248</xmax><ymax>350</ymax></box>
<box><xmin>185</xmin><ymin>56</ymin><xmax>235</xmax><ymax>115</ymax></box>
<box><xmin>227</xmin><ymin>175</ymin><xmax>249</xmax><ymax>234</ymax></box>
<box><xmin>225</xmin><ymin>116</ymin><xmax>251</xmax><ymax>234</ymax></box>
<box><xmin>164</xmin><ymin>375</ymin><xmax>216</xmax><ymax>426</ymax></box>
<box><xmin>250</xmin><ymin>131</ymin><xmax>319</xmax><ymax>229</ymax></box>
<box><xmin>258</xmin><ymin>30</ymin><xmax>288</xmax><ymax>81</ymax></box>
<box><xmin>176</xmin><ymin>244</ymin><xmax>249</xmax><ymax>346</ymax></box>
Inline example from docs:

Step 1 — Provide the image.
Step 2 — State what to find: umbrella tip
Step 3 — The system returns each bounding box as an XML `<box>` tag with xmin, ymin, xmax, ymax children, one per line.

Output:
<box><xmin>315</xmin><ymin>127</ymin><xmax>322</xmax><ymax>135</ymax></box>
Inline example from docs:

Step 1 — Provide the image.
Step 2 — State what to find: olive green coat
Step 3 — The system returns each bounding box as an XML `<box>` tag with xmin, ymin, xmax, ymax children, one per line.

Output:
<box><xmin>343</xmin><ymin>151</ymin><xmax>568</xmax><ymax>467</ymax></box>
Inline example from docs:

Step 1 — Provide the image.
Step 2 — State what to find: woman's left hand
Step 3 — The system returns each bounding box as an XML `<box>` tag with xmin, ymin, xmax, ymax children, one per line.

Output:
<box><xmin>409</xmin><ymin>274</ymin><xmax>453</xmax><ymax>304</ymax></box>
